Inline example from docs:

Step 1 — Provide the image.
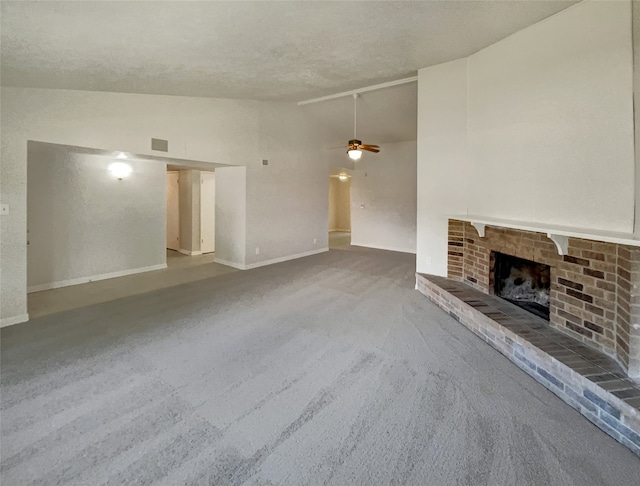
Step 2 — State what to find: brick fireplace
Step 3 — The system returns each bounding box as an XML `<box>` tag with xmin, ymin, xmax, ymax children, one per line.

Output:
<box><xmin>447</xmin><ymin>219</ymin><xmax>640</xmax><ymax>379</ymax></box>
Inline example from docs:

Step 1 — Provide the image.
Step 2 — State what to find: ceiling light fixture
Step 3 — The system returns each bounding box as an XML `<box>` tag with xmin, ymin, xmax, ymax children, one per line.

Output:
<box><xmin>109</xmin><ymin>162</ymin><xmax>132</xmax><ymax>180</ymax></box>
<box><xmin>348</xmin><ymin>94</ymin><xmax>362</xmax><ymax>160</ymax></box>
<box><xmin>345</xmin><ymin>94</ymin><xmax>379</xmax><ymax>160</ymax></box>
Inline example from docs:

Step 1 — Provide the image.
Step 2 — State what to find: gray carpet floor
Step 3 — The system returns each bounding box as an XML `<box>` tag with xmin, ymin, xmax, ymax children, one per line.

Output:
<box><xmin>2</xmin><ymin>246</ymin><xmax>639</xmax><ymax>485</ymax></box>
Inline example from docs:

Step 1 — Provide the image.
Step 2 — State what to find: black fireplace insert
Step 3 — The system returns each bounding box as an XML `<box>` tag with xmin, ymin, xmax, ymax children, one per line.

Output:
<box><xmin>493</xmin><ymin>252</ymin><xmax>550</xmax><ymax>320</ymax></box>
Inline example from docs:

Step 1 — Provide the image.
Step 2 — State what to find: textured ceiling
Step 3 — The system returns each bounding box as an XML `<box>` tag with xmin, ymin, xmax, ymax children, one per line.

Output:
<box><xmin>2</xmin><ymin>0</ymin><xmax>576</xmax><ymax>102</ymax></box>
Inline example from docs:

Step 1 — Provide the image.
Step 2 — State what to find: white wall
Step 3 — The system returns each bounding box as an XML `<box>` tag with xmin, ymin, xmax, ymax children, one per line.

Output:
<box><xmin>215</xmin><ymin>166</ymin><xmax>247</xmax><ymax>268</ymax></box>
<box><xmin>417</xmin><ymin>60</ymin><xmax>469</xmax><ymax>275</ymax></box>
<box><xmin>351</xmin><ymin>140</ymin><xmax>417</xmax><ymax>254</ymax></box>
<box><xmin>467</xmin><ymin>0</ymin><xmax>634</xmax><ymax>230</ymax></box>
<box><xmin>417</xmin><ymin>0</ymin><xmax>635</xmax><ymax>275</ymax></box>
<box><xmin>200</xmin><ymin>171</ymin><xmax>216</xmax><ymax>254</ymax></box>
<box><xmin>27</xmin><ymin>143</ymin><xmax>166</xmax><ymax>291</ymax></box>
<box><xmin>0</xmin><ymin>87</ymin><xmax>330</xmax><ymax>324</ymax></box>
<box><xmin>244</xmin><ymin>102</ymin><xmax>329</xmax><ymax>267</ymax></box>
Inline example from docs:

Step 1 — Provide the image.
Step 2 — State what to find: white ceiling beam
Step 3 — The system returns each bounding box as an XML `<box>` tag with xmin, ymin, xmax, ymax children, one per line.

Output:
<box><xmin>297</xmin><ymin>76</ymin><xmax>418</xmax><ymax>106</ymax></box>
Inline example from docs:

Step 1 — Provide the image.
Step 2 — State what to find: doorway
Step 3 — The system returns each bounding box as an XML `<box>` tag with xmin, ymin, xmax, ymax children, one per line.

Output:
<box><xmin>166</xmin><ymin>171</ymin><xmax>180</xmax><ymax>251</ymax></box>
<box><xmin>328</xmin><ymin>170</ymin><xmax>351</xmax><ymax>249</ymax></box>
<box><xmin>165</xmin><ymin>168</ymin><xmax>216</xmax><ymax>256</ymax></box>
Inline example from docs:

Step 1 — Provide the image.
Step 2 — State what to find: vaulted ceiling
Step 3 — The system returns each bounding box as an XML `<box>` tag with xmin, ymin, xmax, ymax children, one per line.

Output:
<box><xmin>2</xmin><ymin>1</ymin><xmax>576</xmax><ymax>102</ymax></box>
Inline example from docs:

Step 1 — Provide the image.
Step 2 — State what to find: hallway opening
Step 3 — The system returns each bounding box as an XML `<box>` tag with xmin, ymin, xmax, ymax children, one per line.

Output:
<box><xmin>329</xmin><ymin>168</ymin><xmax>351</xmax><ymax>248</ymax></box>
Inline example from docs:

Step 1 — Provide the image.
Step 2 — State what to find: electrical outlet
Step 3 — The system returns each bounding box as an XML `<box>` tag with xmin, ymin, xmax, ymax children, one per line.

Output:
<box><xmin>255</xmin><ymin>247</ymin><xmax>260</xmax><ymax>255</ymax></box>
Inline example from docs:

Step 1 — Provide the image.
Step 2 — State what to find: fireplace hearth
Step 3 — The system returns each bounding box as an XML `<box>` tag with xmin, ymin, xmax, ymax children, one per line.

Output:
<box><xmin>415</xmin><ymin>272</ymin><xmax>640</xmax><ymax>457</ymax></box>
<box><xmin>447</xmin><ymin>219</ymin><xmax>640</xmax><ymax>381</ymax></box>
<box><xmin>493</xmin><ymin>252</ymin><xmax>550</xmax><ymax>320</ymax></box>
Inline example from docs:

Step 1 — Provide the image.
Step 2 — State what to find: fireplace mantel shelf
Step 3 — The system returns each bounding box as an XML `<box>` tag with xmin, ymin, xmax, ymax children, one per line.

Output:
<box><xmin>449</xmin><ymin>215</ymin><xmax>640</xmax><ymax>253</ymax></box>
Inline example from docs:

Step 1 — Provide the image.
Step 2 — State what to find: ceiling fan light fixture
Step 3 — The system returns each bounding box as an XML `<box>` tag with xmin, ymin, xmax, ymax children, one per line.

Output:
<box><xmin>348</xmin><ymin>149</ymin><xmax>362</xmax><ymax>160</ymax></box>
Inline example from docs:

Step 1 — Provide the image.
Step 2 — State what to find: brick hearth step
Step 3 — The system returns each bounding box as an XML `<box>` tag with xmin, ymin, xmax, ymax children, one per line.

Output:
<box><xmin>416</xmin><ymin>272</ymin><xmax>640</xmax><ymax>457</ymax></box>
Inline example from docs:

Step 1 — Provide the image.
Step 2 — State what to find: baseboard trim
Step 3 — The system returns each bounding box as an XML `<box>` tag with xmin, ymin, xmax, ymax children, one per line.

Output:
<box><xmin>245</xmin><ymin>248</ymin><xmax>329</xmax><ymax>270</ymax></box>
<box><xmin>178</xmin><ymin>249</ymin><xmax>203</xmax><ymax>256</ymax></box>
<box><xmin>27</xmin><ymin>263</ymin><xmax>168</xmax><ymax>293</ymax></box>
<box><xmin>350</xmin><ymin>241</ymin><xmax>416</xmax><ymax>255</ymax></box>
<box><xmin>213</xmin><ymin>258</ymin><xmax>246</xmax><ymax>270</ymax></box>
<box><xmin>1</xmin><ymin>314</ymin><xmax>30</xmax><ymax>328</ymax></box>
<box><xmin>215</xmin><ymin>248</ymin><xmax>329</xmax><ymax>271</ymax></box>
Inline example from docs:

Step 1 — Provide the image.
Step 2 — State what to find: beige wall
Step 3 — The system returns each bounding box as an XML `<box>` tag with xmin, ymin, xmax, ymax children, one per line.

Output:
<box><xmin>328</xmin><ymin>177</ymin><xmax>350</xmax><ymax>231</ymax></box>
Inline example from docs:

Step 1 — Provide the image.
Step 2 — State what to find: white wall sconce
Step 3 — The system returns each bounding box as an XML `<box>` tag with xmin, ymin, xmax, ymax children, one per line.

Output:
<box><xmin>109</xmin><ymin>162</ymin><xmax>132</xmax><ymax>180</ymax></box>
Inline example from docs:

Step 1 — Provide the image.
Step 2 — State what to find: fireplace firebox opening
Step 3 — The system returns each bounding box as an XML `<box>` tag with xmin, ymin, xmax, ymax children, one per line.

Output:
<box><xmin>492</xmin><ymin>252</ymin><xmax>551</xmax><ymax>320</ymax></box>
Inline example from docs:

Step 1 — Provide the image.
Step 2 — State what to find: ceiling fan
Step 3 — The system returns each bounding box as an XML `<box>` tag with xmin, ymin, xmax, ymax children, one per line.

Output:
<box><xmin>339</xmin><ymin>93</ymin><xmax>380</xmax><ymax>160</ymax></box>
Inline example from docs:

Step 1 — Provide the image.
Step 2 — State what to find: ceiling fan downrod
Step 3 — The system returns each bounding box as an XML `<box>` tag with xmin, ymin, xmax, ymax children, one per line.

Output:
<box><xmin>347</xmin><ymin>94</ymin><xmax>363</xmax><ymax>160</ymax></box>
<box><xmin>353</xmin><ymin>93</ymin><xmax>358</xmax><ymax>140</ymax></box>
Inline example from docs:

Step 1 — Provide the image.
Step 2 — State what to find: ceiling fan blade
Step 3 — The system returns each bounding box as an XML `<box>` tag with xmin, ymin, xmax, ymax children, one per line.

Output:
<box><xmin>360</xmin><ymin>144</ymin><xmax>380</xmax><ymax>149</ymax></box>
<box><xmin>328</xmin><ymin>145</ymin><xmax>348</xmax><ymax>150</ymax></box>
<box><xmin>361</xmin><ymin>146</ymin><xmax>380</xmax><ymax>153</ymax></box>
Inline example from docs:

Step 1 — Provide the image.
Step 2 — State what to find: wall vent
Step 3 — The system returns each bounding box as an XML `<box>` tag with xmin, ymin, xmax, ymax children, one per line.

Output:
<box><xmin>151</xmin><ymin>138</ymin><xmax>169</xmax><ymax>152</ymax></box>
